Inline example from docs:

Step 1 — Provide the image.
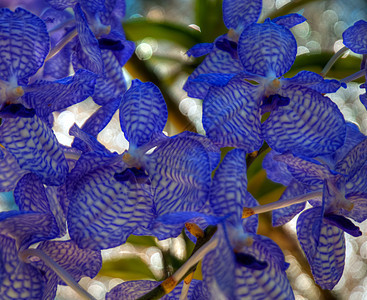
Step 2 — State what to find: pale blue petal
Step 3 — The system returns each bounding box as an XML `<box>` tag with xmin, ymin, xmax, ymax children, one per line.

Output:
<box><xmin>36</xmin><ymin>240</ymin><xmax>101</xmax><ymax>285</ymax></box>
<box><xmin>238</xmin><ymin>20</ymin><xmax>297</xmax><ymax>77</ymax></box>
<box><xmin>120</xmin><ymin>79</ymin><xmax>168</xmax><ymax>148</ymax></box>
<box><xmin>0</xmin><ymin>116</ymin><xmax>69</xmax><ymax>186</ymax></box>
<box><xmin>222</xmin><ymin>0</ymin><xmax>262</xmax><ymax>30</ymax></box>
<box><xmin>263</xmin><ymin>86</ymin><xmax>346</xmax><ymax>157</ymax></box>
<box><xmin>0</xmin><ymin>8</ymin><xmax>49</xmax><ymax>82</ymax></box>
<box><xmin>203</xmin><ymin>78</ymin><xmax>262</xmax><ymax>151</ymax></box>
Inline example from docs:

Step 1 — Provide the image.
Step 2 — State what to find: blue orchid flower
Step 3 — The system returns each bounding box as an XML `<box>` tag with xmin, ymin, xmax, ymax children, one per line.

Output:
<box><xmin>258</xmin><ymin>123</ymin><xmax>367</xmax><ymax>289</ymax></box>
<box><xmin>65</xmin><ymin>80</ymin><xmax>219</xmax><ymax>250</ymax></box>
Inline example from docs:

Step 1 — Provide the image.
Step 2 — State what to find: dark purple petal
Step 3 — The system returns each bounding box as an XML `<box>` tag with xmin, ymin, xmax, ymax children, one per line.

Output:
<box><xmin>0</xmin><ymin>104</ymin><xmax>35</xmax><ymax>118</ymax></box>
<box><xmin>297</xmin><ymin>207</ymin><xmax>345</xmax><ymax>290</ymax></box>
<box><xmin>324</xmin><ymin>214</ymin><xmax>362</xmax><ymax>237</ymax></box>
<box><xmin>238</xmin><ymin>20</ymin><xmax>297</xmax><ymax>77</ymax></box>
<box><xmin>67</xmin><ymin>154</ymin><xmax>154</xmax><ymax>250</ymax></box>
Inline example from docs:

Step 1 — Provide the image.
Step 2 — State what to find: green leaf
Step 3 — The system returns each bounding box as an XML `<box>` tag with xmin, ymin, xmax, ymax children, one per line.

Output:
<box><xmin>99</xmin><ymin>256</ymin><xmax>157</xmax><ymax>281</ymax></box>
<box><xmin>123</xmin><ymin>19</ymin><xmax>202</xmax><ymax>49</ymax></box>
<box><xmin>126</xmin><ymin>235</ymin><xmax>158</xmax><ymax>247</ymax></box>
<box><xmin>195</xmin><ymin>0</ymin><xmax>227</xmax><ymax>42</ymax></box>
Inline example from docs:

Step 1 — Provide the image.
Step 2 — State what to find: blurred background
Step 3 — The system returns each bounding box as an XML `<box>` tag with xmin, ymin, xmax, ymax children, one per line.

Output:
<box><xmin>1</xmin><ymin>0</ymin><xmax>367</xmax><ymax>299</ymax></box>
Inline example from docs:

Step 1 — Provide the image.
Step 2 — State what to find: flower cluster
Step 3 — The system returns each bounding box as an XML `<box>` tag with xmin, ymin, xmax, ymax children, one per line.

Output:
<box><xmin>0</xmin><ymin>0</ymin><xmax>366</xmax><ymax>299</ymax></box>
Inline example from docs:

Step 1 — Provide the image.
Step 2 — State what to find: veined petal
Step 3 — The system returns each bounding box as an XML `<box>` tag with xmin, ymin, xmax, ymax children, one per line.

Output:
<box><xmin>235</xmin><ymin>234</ymin><xmax>294</xmax><ymax>300</ymax></box>
<box><xmin>79</xmin><ymin>0</ymin><xmax>105</xmax><ymax>16</ymax></box>
<box><xmin>24</xmin><ymin>69</ymin><xmax>97</xmax><ymax>119</ymax></box>
<box><xmin>46</xmin><ymin>0</ymin><xmax>78</xmax><ymax>10</ymax></box>
<box><xmin>106</xmin><ymin>280</ymin><xmax>160</xmax><ymax>300</ymax></box>
<box><xmin>144</xmin><ymin>134</ymin><xmax>212</xmax><ymax>215</ymax></box>
<box><xmin>0</xmin><ymin>8</ymin><xmax>50</xmax><ymax>82</ymax></box>
<box><xmin>274</xmin><ymin>153</ymin><xmax>333</xmax><ymax>185</ymax></box>
<box><xmin>119</xmin><ymin>79</ymin><xmax>168</xmax><ymax>148</ymax></box>
<box><xmin>0</xmin><ymin>116</ymin><xmax>68</xmax><ymax>186</ymax></box>
<box><xmin>203</xmin><ymin>78</ymin><xmax>262</xmax><ymax>151</ymax></box>
<box><xmin>297</xmin><ymin>208</ymin><xmax>345</xmax><ymax>290</ymax></box>
<box><xmin>242</xmin><ymin>192</ymin><xmax>259</xmax><ymax>233</ymax></box>
<box><xmin>335</xmin><ymin>138</ymin><xmax>367</xmax><ymax>179</ymax></box>
<box><xmin>345</xmin><ymin>163</ymin><xmax>367</xmax><ymax>194</ymax></box>
<box><xmin>238</xmin><ymin>20</ymin><xmax>297</xmax><ymax>77</ymax></box>
<box><xmin>272</xmin><ymin>13</ymin><xmax>307</xmax><ymax>29</ymax></box>
<box><xmin>263</xmin><ymin>85</ymin><xmax>346</xmax><ymax>157</ymax></box>
<box><xmin>342</xmin><ymin>192</ymin><xmax>367</xmax><ymax>222</ymax></box>
<box><xmin>93</xmin><ymin>50</ymin><xmax>127</xmax><ymax>105</ymax></box>
<box><xmin>272</xmin><ymin>180</ymin><xmax>308</xmax><ymax>227</ymax></box>
<box><xmin>183</xmin><ymin>44</ymin><xmax>243</xmax><ymax>99</ymax></box>
<box><xmin>0</xmin><ymin>147</ymin><xmax>28</xmax><ymax>192</ymax></box>
<box><xmin>187</xmin><ymin>43</ymin><xmax>214</xmax><ymax>57</ymax></box>
<box><xmin>0</xmin><ymin>211</ymin><xmax>59</xmax><ymax>249</ymax></box>
<box><xmin>222</xmin><ymin>0</ymin><xmax>262</xmax><ymax>31</ymax></box>
<box><xmin>343</xmin><ymin>20</ymin><xmax>367</xmax><ymax>54</ymax></box>
<box><xmin>73</xmin><ymin>4</ymin><xmax>104</xmax><ymax>75</ymax></box>
<box><xmin>67</xmin><ymin>155</ymin><xmax>153</xmax><ymax>250</ymax></box>
<box><xmin>0</xmin><ymin>235</ymin><xmax>45</xmax><ymax>299</ymax></box>
<box><xmin>202</xmin><ymin>225</ymin><xmax>236</xmax><ymax>300</ymax></box>
<box><xmin>14</xmin><ymin>173</ymin><xmax>51</xmax><ymax>213</ymax></box>
<box><xmin>263</xmin><ymin>150</ymin><xmax>293</xmax><ymax>186</ymax></box>
<box><xmin>35</xmin><ymin>240</ymin><xmax>101</xmax><ymax>288</ymax></box>
<box><xmin>72</xmin><ymin>97</ymin><xmax>121</xmax><ymax>151</ymax></box>
<box><xmin>210</xmin><ymin>149</ymin><xmax>247</xmax><ymax>223</ymax></box>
